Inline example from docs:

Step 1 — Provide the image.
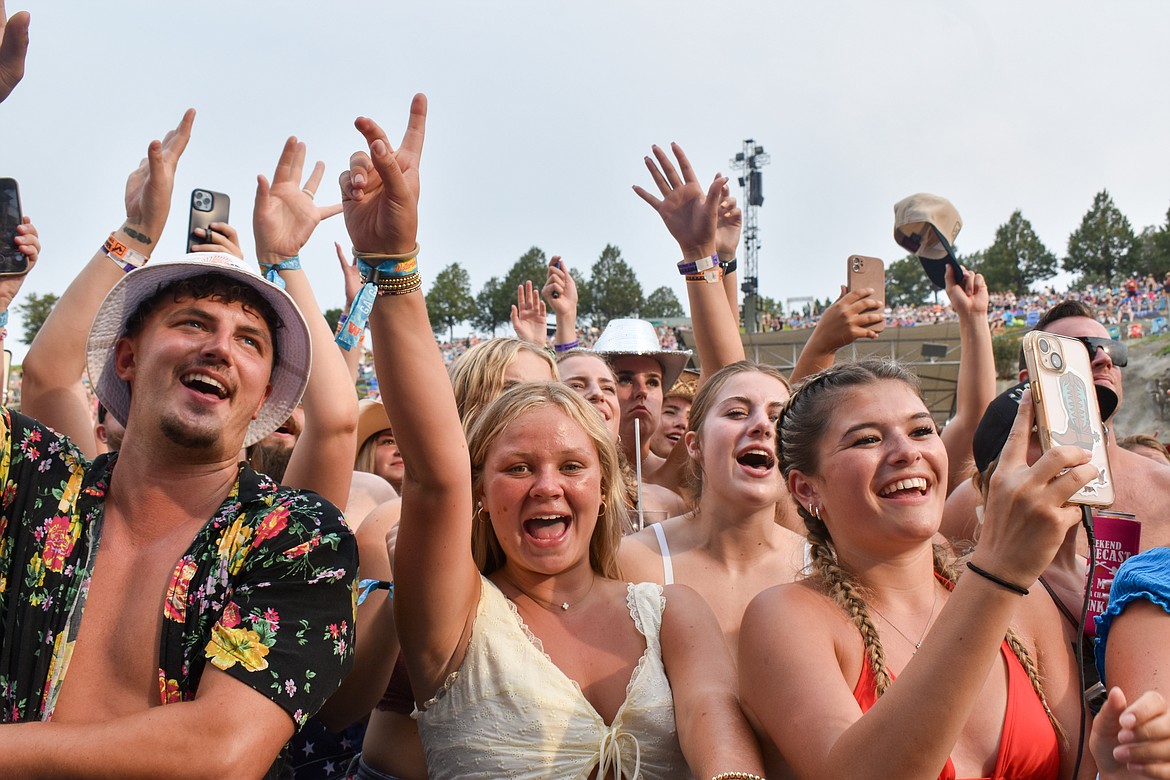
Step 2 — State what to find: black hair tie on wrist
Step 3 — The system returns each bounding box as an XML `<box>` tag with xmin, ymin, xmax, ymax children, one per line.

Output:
<box><xmin>966</xmin><ymin>561</ymin><xmax>1029</xmax><ymax>596</ymax></box>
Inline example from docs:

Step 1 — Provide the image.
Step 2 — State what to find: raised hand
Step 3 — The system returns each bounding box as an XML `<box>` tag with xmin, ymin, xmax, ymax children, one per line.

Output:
<box><xmin>341</xmin><ymin>94</ymin><xmax>427</xmax><ymax>256</ymax></box>
<box><xmin>1091</xmin><ymin>687</ymin><xmax>1170</xmax><ymax>779</ymax></box>
<box><xmin>945</xmin><ymin>264</ymin><xmax>989</xmax><ymax>321</ymax></box>
<box><xmin>0</xmin><ymin>215</ymin><xmax>37</xmax><ymax>307</ymax></box>
<box><xmin>0</xmin><ymin>1</ymin><xmax>29</xmax><ymax>104</ymax></box>
<box><xmin>511</xmin><ymin>280</ymin><xmax>547</xmax><ymax>346</ymax></box>
<box><xmin>975</xmin><ymin>389</ymin><xmax>1095</xmax><ymax>589</ymax></box>
<box><xmin>123</xmin><ymin>109</ymin><xmax>195</xmax><ymax>250</ymax></box>
<box><xmin>715</xmin><ymin>188</ymin><xmax>742</xmax><ymax>261</ymax></box>
<box><xmin>541</xmin><ymin>256</ymin><xmax>577</xmax><ymax>318</ymax></box>
<box><xmin>335</xmin><ymin>242</ymin><xmax>363</xmax><ymax>308</ymax></box>
<box><xmin>190</xmin><ymin>221</ymin><xmax>244</xmax><ymax>260</ymax></box>
<box><xmin>633</xmin><ymin>142</ymin><xmax>725</xmax><ymax>259</ymax></box>
<box><xmin>817</xmin><ymin>285</ymin><xmax>884</xmax><ymax>349</ymax></box>
<box><xmin>253</xmin><ymin>137</ymin><xmax>343</xmax><ymax>263</ymax></box>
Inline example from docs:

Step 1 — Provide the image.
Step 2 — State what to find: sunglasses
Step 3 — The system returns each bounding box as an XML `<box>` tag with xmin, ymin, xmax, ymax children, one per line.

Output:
<box><xmin>1073</xmin><ymin>336</ymin><xmax>1128</xmax><ymax>368</ymax></box>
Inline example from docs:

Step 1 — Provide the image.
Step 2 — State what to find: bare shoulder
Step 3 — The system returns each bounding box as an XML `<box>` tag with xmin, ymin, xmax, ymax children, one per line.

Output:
<box><xmin>743</xmin><ymin>579</ymin><xmax>837</xmax><ymax>636</ymax></box>
<box><xmin>642</xmin><ymin>482</ymin><xmax>688</xmax><ymax>517</ymax></box>
<box><xmin>619</xmin><ymin>523</ymin><xmax>668</xmax><ymax>584</ymax></box>
<box><xmin>346</xmin><ymin>471</ymin><xmax>397</xmax><ymax>531</ymax></box>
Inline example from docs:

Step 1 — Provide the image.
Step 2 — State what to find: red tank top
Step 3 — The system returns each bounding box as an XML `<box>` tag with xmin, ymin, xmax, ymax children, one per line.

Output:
<box><xmin>851</xmin><ymin>641</ymin><xmax>1061</xmax><ymax>780</ymax></box>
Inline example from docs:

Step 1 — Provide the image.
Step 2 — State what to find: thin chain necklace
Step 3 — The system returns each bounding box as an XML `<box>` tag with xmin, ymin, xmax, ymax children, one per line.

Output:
<box><xmin>507</xmin><ymin>574</ymin><xmax>597</xmax><ymax>612</ymax></box>
<box><xmin>871</xmin><ymin>584</ymin><xmax>940</xmax><ymax>654</ymax></box>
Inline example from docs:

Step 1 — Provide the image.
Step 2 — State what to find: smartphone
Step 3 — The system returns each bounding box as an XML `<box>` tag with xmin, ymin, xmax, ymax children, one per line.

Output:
<box><xmin>187</xmin><ymin>189</ymin><xmax>230</xmax><ymax>253</ymax></box>
<box><xmin>847</xmin><ymin>255</ymin><xmax>886</xmax><ymax>333</ymax></box>
<box><xmin>2</xmin><ymin>349</ymin><xmax>10</xmax><ymax>406</ymax></box>
<box><xmin>1022</xmin><ymin>331</ymin><xmax>1115</xmax><ymax>506</ymax></box>
<box><xmin>0</xmin><ymin>178</ymin><xmax>28</xmax><ymax>277</ymax></box>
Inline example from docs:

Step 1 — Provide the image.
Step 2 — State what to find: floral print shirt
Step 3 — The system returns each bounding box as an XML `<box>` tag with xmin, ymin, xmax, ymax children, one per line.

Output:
<box><xmin>0</xmin><ymin>409</ymin><xmax>357</xmax><ymax>740</ymax></box>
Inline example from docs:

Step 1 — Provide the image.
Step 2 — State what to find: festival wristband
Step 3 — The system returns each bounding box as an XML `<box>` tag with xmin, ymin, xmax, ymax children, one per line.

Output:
<box><xmin>337</xmin><ymin>248</ymin><xmax>421</xmax><ymax>350</ymax></box>
<box><xmin>101</xmin><ymin>234</ymin><xmax>149</xmax><ymax>272</ymax></box>
<box><xmin>553</xmin><ymin>340</ymin><xmax>579</xmax><ymax>353</ymax></box>
<box><xmin>685</xmin><ymin>266</ymin><xmax>724</xmax><ymax>285</ymax></box>
<box><xmin>677</xmin><ymin>253</ymin><xmax>719</xmax><ymax>276</ymax></box>
<box><xmin>0</xmin><ymin>310</ymin><xmax>8</xmax><ymax>328</ymax></box>
<box><xmin>721</xmin><ymin>257</ymin><xmax>737</xmax><ymax>275</ymax></box>
<box><xmin>357</xmin><ymin>578</ymin><xmax>394</xmax><ymax>605</ymax></box>
<box><xmin>259</xmin><ymin>255</ymin><xmax>301</xmax><ymax>290</ymax></box>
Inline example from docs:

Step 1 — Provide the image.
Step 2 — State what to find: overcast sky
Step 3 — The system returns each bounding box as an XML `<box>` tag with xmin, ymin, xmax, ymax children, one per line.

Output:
<box><xmin>3</xmin><ymin>0</ymin><xmax>1170</xmax><ymax>361</ymax></box>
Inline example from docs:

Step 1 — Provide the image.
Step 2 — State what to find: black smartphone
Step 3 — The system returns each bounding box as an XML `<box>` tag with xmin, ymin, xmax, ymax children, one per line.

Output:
<box><xmin>187</xmin><ymin>189</ymin><xmax>231</xmax><ymax>253</ymax></box>
<box><xmin>0</xmin><ymin>178</ymin><xmax>28</xmax><ymax>277</ymax></box>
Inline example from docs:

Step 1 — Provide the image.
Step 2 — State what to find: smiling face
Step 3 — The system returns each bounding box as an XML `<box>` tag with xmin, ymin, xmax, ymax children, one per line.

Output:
<box><xmin>372</xmin><ymin>429</ymin><xmax>405</xmax><ymax>490</ymax></box>
<box><xmin>686</xmin><ymin>370</ymin><xmax>788</xmax><ymax>505</ymax></box>
<box><xmin>558</xmin><ymin>353</ymin><xmax>621</xmax><ymax>443</ymax></box>
<box><xmin>116</xmin><ymin>295</ymin><xmax>273</xmax><ymax>456</ymax></box>
<box><xmin>788</xmin><ymin>380</ymin><xmax>947</xmax><ymax>552</ymax></box>
<box><xmin>650</xmin><ymin>396</ymin><xmax>691</xmax><ymax>458</ymax></box>
<box><xmin>480</xmin><ymin>404</ymin><xmax>603</xmax><ymax>576</ymax></box>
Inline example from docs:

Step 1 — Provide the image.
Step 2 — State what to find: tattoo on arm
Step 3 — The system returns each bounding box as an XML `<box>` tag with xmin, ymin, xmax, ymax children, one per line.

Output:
<box><xmin>121</xmin><ymin>226</ymin><xmax>154</xmax><ymax>245</ymax></box>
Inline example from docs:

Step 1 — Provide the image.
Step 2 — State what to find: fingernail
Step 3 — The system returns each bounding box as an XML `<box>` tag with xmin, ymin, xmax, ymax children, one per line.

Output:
<box><xmin>353</xmin><ymin>173</ymin><xmax>365</xmax><ymax>186</ymax></box>
<box><xmin>371</xmin><ymin>140</ymin><xmax>387</xmax><ymax>156</ymax></box>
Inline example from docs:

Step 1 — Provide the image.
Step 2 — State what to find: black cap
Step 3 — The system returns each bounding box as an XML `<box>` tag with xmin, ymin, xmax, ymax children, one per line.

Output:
<box><xmin>972</xmin><ymin>381</ymin><xmax>1119</xmax><ymax>475</ymax></box>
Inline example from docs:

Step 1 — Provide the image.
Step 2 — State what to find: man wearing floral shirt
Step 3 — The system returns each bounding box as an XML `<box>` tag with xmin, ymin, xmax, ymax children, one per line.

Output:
<box><xmin>0</xmin><ymin>246</ymin><xmax>357</xmax><ymax>778</ymax></box>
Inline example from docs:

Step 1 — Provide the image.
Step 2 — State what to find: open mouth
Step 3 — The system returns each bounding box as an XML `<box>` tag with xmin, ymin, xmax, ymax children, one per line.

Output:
<box><xmin>181</xmin><ymin>372</ymin><xmax>229</xmax><ymax>399</ymax></box>
<box><xmin>736</xmin><ymin>448</ymin><xmax>776</xmax><ymax>472</ymax></box>
<box><xmin>878</xmin><ymin>477</ymin><xmax>928</xmax><ymax>497</ymax></box>
<box><xmin>523</xmin><ymin>515</ymin><xmax>571</xmax><ymax>542</ymax></box>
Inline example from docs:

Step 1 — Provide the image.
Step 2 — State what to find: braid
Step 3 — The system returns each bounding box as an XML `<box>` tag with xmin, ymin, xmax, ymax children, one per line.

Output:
<box><xmin>803</xmin><ymin>506</ymin><xmax>893</xmax><ymax>696</ymax></box>
<box><xmin>939</xmin><ymin>547</ymin><xmax>1065</xmax><ymax>745</ymax></box>
<box><xmin>1005</xmin><ymin>628</ymin><xmax>1065</xmax><ymax>744</ymax></box>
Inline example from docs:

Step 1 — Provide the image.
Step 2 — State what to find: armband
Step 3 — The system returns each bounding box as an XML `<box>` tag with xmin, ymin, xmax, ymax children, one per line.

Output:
<box><xmin>101</xmin><ymin>234</ymin><xmax>149</xmax><ymax>273</ymax></box>
<box><xmin>677</xmin><ymin>253</ymin><xmax>719</xmax><ymax>276</ymax></box>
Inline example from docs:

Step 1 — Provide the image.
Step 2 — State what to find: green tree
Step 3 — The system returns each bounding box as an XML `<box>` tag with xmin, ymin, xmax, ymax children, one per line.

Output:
<box><xmin>885</xmin><ymin>255</ymin><xmax>935</xmax><ymax>307</ymax></box>
<box><xmin>472</xmin><ymin>247</ymin><xmax>550</xmax><ymax>335</ymax></box>
<box><xmin>756</xmin><ymin>295</ymin><xmax>783</xmax><ymax>317</ymax></box>
<box><xmin>16</xmin><ymin>292</ymin><xmax>58</xmax><ymax>346</ymax></box>
<box><xmin>426</xmin><ymin>263</ymin><xmax>477</xmax><ymax>340</ymax></box>
<box><xmin>1133</xmin><ymin>205</ymin><xmax>1170</xmax><ymax>278</ymax></box>
<box><xmin>1064</xmin><ymin>190</ymin><xmax>1137</xmax><ymax>287</ymax></box>
<box><xmin>472</xmin><ymin>276</ymin><xmax>509</xmax><ymax>335</ymax></box>
<box><xmin>323</xmin><ymin>307</ymin><xmax>343</xmax><ymax>334</ymax></box>
<box><xmin>642</xmin><ymin>286</ymin><xmax>685</xmax><ymax>320</ymax></box>
<box><xmin>502</xmin><ymin>246</ymin><xmax>550</xmax><ymax>297</ymax></box>
<box><xmin>979</xmin><ymin>210</ymin><xmax>1058</xmax><ymax>295</ymax></box>
<box><xmin>587</xmin><ymin>244</ymin><xmax>643</xmax><ymax>325</ymax></box>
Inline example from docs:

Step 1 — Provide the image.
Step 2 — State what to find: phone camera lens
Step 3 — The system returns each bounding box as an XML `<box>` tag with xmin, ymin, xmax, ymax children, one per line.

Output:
<box><xmin>1039</xmin><ymin>339</ymin><xmax>1050</xmax><ymax>354</ymax></box>
<box><xmin>1051</xmin><ymin>353</ymin><xmax>1063</xmax><ymax>370</ymax></box>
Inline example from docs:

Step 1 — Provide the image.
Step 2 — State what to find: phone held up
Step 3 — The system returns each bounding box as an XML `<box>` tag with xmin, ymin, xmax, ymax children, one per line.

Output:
<box><xmin>0</xmin><ymin>178</ymin><xmax>28</xmax><ymax>277</ymax></box>
<box><xmin>847</xmin><ymin>255</ymin><xmax>886</xmax><ymax>334</ymax></box>
<box><xmin>1021</xmin><ymin>331</ymin><xmax>1115</xmax><ymax>507</ymax></box>
<box><xmin>187</xmin><ymin>189</ymin><xmax>231</xmax><ymax>254</ymax></box>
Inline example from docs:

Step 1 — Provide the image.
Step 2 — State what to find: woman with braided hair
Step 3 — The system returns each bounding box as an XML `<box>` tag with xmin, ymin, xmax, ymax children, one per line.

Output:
<box><xmin>738</xmin><ymin>359</ymin><xmax>1170</xmax><ymax>779</ymax></box>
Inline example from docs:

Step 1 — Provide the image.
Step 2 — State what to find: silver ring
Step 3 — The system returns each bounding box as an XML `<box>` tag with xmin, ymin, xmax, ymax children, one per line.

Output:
<box><xmin>302</xmin><ymin>188</ymin><xmax>315</xmax><ymax>198</ymax></box>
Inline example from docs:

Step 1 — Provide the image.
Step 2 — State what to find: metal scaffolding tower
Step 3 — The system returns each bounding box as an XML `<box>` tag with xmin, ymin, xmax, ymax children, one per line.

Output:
<box><xmin>730</xmin><ymin>139</ymin><xmax>769</xmax><ymax>333</ymax></box>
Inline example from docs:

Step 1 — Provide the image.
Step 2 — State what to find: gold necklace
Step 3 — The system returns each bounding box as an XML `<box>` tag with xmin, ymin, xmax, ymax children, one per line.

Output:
<box><xmin>508</xmin><ymin>574</ymin><xmax>597</xmax><ymax>612</ymax></box>
<box><xmin>870</xmin><ymin>585</ymin><xmax>940</xmax><ymax>654</ymax></box>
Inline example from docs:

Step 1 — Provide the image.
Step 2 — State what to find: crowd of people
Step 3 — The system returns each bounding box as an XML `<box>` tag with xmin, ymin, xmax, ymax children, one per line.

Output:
<box><xmin>3</xmin><ymin>6</ymin><xmax>1170</xmax><ymax>780</ymax></box>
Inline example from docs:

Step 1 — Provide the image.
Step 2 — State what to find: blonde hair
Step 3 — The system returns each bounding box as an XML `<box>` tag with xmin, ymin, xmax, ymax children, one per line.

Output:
<box><xmin>781</xmin><ymin>359</ymin><xmax>1062</xmax><ymax>741</ymax></box>
<box><xmin>685</xmin><ymin>360</ymin><xmax>791</xmax><ymax>498</ymax></box>
<box><xmin>466</xmin><ymin>382</ymin><xmax>625</xmax><ymax>580</ymax></box>
<box><xmin>354</xmin><ymin>433</ymin><xmax>382</xmax><ymax>475</ymax></box>
<box><xmin>449</xmin><ymin>338</ymin><xmax>558</xmax><ymax>434</ymax></box>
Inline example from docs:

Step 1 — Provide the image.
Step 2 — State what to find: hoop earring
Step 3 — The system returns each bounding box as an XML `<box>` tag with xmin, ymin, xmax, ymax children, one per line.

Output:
<box><xmin>476</xmin><ymin>503</ymin><xmax>490</xmax><ymax>523</ymax></box>
<box><xmin>811</xmin><ymin>504</ymin><xmax>821</xmax><ymax>521</ymax></box>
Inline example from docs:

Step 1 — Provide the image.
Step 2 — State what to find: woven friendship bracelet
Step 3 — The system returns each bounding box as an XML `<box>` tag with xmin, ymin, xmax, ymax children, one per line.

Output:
<box><xmin>336</xmin><ymin>245</ymin><xmax>423</xmax><ymax>351</ymax></box>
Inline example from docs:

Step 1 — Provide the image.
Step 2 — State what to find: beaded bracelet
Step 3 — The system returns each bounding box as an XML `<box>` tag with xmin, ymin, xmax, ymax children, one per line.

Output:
<box><xmin>711</xmin><ymin>773</ymin><xmax>765</xmax><ymax>780</ymax></box>
<box><xmin>101</xmin><ymin>233</ymin><xmax>149</xmax><ymax>273</ymax></box>
<box><xmin>337</xmin><ymin>244</ymin><xmax>422</xmax><ymax>351</ymax></box>
<box><xmin>553</xmin><ymin>340</ymin><xmax>579</xmax><ymax>353</ymax></box>
<box><xmin>966</xmin><ymin>561</ymin><xmax>1029</xmax><ymax>596</ymax></box>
